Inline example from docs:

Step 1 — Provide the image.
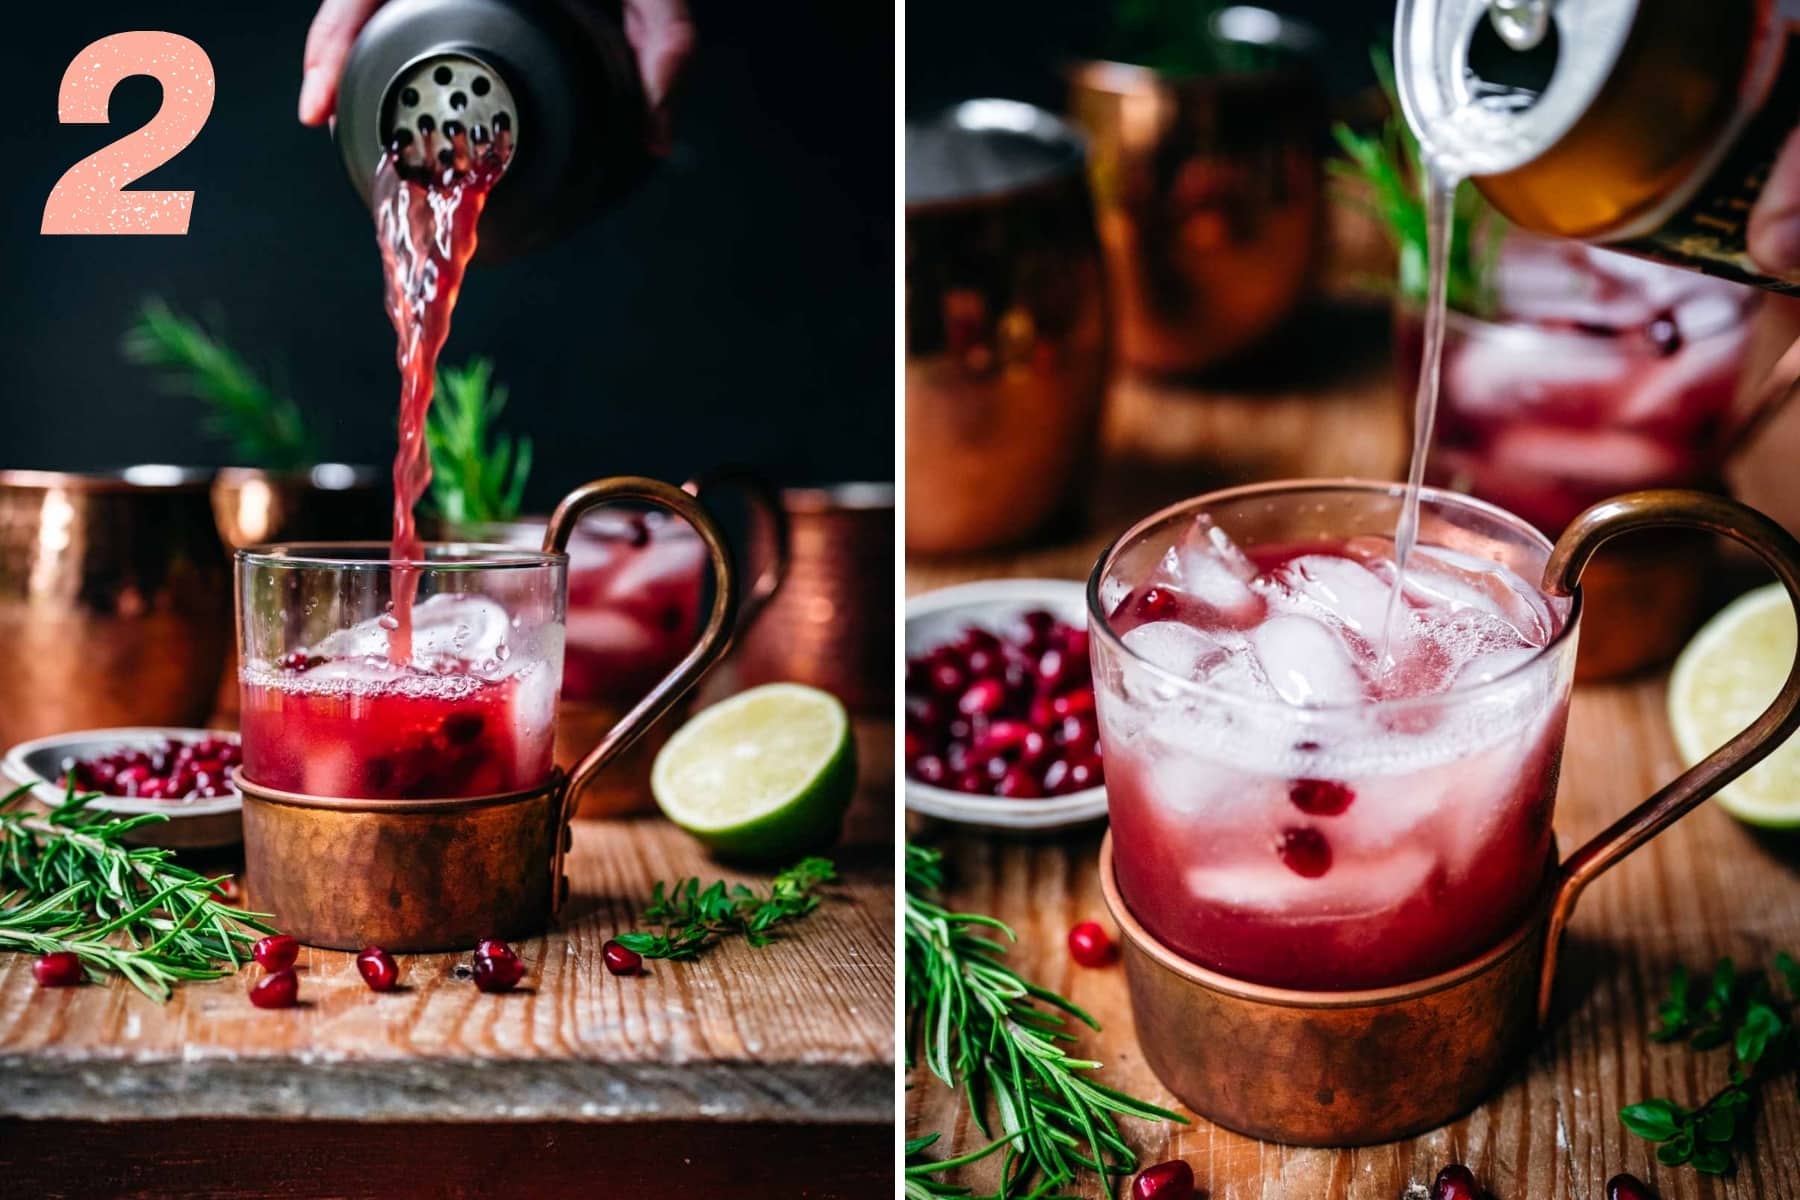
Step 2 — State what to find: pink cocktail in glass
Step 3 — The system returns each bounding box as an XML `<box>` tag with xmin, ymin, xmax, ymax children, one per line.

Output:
<box><xmin>237</xmin><ymin>545</ymin><xmax>564</xmax><ymax>801</ymax></box>
<box><xmin>1091</xmin><ymin>482</ymin><xmax>1577</xmax><ymax>990</ymax></box>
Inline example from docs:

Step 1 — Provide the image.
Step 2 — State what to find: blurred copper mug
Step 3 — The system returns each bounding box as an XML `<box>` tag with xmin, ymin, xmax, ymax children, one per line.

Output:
<box><xmin>1069</xmin><ymin>11</ymin><xmax>1325</xmax><ymax>375</ymax></box>
<box><xmin>211</xmin><ymin>463</ymin><xmax>388</xmax><ymax>549</ymax></box>
<box><xmin>906</xmin><ymin>100</ymin><xmax>1111</xmax><ymax>554</ymax></box>
<box><xmin>0</xmin><ymin>467</ymin><xmax>232</xmax><ymax>746</ymax></box>
<box><xmin>737</xmin><ymin>482</ymin><xmax>892</xmax><ymax>714</ymax></box>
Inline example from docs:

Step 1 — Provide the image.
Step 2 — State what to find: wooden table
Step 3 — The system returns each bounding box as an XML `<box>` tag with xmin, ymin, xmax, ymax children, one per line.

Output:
<box><xmin>0</xmin><ymin>716</ymin><xmax>896</xmax><ymax>1199</ymax></box>
<box><xmin>906</xmin><ymin>302</ymin><xmax>1800</xmax><ymax>1200</ymax></box>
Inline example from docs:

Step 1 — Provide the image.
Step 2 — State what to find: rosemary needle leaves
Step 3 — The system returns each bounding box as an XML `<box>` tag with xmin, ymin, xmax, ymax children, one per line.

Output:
<box><xmin>906</xmin><ymin>843</ymin><xmax>1184</xmax><ymax>1199</ymax></box>
<box><xmin>0</xmin><ymin>782</ymin><xmax>273</xmax><ymax>1003</ymax></box>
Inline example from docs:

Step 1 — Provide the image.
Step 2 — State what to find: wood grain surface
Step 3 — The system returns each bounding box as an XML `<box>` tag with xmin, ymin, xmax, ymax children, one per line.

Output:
<box><xmin>905</xmin><ymin>299</ymin><xmax>1800</xmax><ymax>1200</ymax></box>
<box><xmin>0</xmin><ymin>719</ymin><xmax>896</xmax><ymax>1131</ymax></box>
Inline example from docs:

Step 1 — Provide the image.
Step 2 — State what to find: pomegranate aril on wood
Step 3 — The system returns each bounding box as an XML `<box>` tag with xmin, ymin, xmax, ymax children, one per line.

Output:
<box><xmin>1606</xmin><ymin>1176</ymin><xmax>1658</xmax><ymax>1200</ymax></box>
<box><xmin>250</xmin><ymin>969</ymin><xmax>299</xmax><ymax>1009</ymax></box>
<box><xmin>1067</xmin><ymin>921</ymin><xmax>1116</xmax><ymax>968</ymax></box>
<box><xmin>253</xmin><ymin>934</ymin><xmax>300</xmax><ymax>972</ymax></box>
<box><xmin>473</xmin><ymin>950</ymin><xmax>526</xmax><ymax>993</ymax></box>
<box><xmin>1131</xmin><ymin>1159</ymin><xmax>1195</xmax><ymax>1200</ymax></box>
<box><xmin>356</xmin><ymin>946</ymin><xmax>400</xmax><ymax>992</ymax></box>
<box><xmin>602</xmin><ymin>939</ymin><xmax>642</xmax><ymax>976</ymax></box>
<box><xmin>32</xmin><ymin>952</ymin><xmax>83</xmax><ymax>987</ymax></box>
<box><xmin>1431</xmin><ymin>1164</ymin><xmax>1481</xmax><ymax>1200</ymax></box>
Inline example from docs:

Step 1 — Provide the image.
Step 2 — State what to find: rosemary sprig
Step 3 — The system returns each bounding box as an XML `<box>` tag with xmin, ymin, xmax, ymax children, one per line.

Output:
<box><xmin>614</xmin><ymin>857</ymin><xmax>836</xmax><ymax>961</ymax></box>
<box><xmin>427</xmin><ymin>357</ymin><xmax>533</xmax><ymax>527</ymax></box>
<box><xmin>121</xmin><ymin>298</ymin><xmax>323</xmax><ymax>470</ymax></box>
<box><xmin>0</xmin><ymin>781</ymin><xmax>274</xmax><ymax>1002</ymax></box>
<box><xmin>906</xmin><ymin>844</ymin><xmax>1184</xmax><ymax>1199</ymax></box>
<box><xmin>1329</xmin><ymin>49</ymin><xmax>1502</xmax><ymax>315</ymax></box>
<box><xmin>1620</xmin><ymin>953</ymin><xmax>1798</xmax><ymax>1175</ymax></box>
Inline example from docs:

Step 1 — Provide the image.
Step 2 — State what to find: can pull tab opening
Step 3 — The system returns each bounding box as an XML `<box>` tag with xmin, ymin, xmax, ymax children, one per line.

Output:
<box><xmin>382</xmin><ymin>52</ymin><xmax>519</xmax><ymax>176</ymax></box>
<box><xmin>1488</xmin><ymin>0</ymin><xmax>1552</xmax><ymax>51</ymax></box>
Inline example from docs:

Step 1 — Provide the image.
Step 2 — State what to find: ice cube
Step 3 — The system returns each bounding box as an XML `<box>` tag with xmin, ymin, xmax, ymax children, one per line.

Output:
<box><xmin>602</xmin><ymin>531</ymin><xmax>706</xmax><ymax>606</ymax></box>
<box><xmin>1161</xmin><ymin>516</ymin><xmax>1261</xmax><ymax>624</ymax></box>
<box><xmin>1122</xmin><ymin>621</ymin><xmax>1228</xmax><ymax>681</ymax></box>
<box><xmin>314</xmin><ymin>594</ymin><xmax>515</xmax><ymax>672</ymax></box>
<box><xmin>1445</xmin><ymin>332</ymin><xmax>1633</xmax><ymax>422</ymax></box>
<box><xmin>1266</xmin><ymin>554</ymin><xmax>1396</xmax><ymax>638</ymax></box>
<box><xmin>1249</xmin><ymin>615</ymin><xmax>1366</xmax><ymax>707</ymax></box>
<box><xmin>1403</xmin><ymin>546</ymin><xmax>1550</xmax><ymax>645</ymax></box>
<box><xmin>1453</xmin><ymin>644</ymin><xmax>1543</xmax><ymax>687</ymax></box>
<box><xmin>1612</xmin><ymin>321</ymin><xmax>1748</xmax><ymax>429</ymax></box>
<box><xmin>1184</xmin><ymin>842</ymin><xmax>1437</xmax><ymax>913</ymax></box>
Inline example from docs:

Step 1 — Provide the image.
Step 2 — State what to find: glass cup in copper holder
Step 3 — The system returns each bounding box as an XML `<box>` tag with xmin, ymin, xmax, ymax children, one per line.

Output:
<box><xmin>1089</xmin><ymin>480</ymin><xmax>1800</xmax><ymax>1144</ymax></box>
<box><xmin>232</xmin><ymin>477</ymin><xmax>738</xmax><ymax>951</ymax></box>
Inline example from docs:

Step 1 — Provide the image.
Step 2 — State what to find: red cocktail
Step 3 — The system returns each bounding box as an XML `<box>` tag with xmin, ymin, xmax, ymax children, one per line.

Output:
<box><xmin>1092</xmin><ymin>482</ymin><xmax>1577</xmax><ymax>990</ymax></box>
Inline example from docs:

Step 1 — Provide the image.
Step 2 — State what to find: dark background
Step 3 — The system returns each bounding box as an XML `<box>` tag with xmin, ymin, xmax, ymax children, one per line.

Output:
<box><xmin>0</xmin><ymin>1</ymin><xmax>893</xmax><ymax>507</ymax></box>
<box><xmin>904</xmin><ymin>0</ymin><xmax>1390</xmax><ymax>118</ymax></box>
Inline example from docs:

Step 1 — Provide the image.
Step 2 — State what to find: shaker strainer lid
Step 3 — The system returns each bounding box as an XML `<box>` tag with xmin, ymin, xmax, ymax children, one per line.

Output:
<box><xmin>905</xmin><ymin>100</ymin><xmax>1086</xmax><ymax>207</ymax></box>
<box><xmin>382</xmin><ymin>51</ymin><xmax>520</xmax><ymax>172</ymax></box>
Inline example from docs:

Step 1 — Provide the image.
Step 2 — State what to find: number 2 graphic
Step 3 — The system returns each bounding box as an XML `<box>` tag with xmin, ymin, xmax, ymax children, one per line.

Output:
<box><xmin>41</xmin><ymin>32</ymin><xmax>215</xmax><ymax>236</ymax></box>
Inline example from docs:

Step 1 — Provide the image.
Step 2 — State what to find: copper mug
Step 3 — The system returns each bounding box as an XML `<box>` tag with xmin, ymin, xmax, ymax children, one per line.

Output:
<box><xmin>1069</xmin><ymin>13</ymin><xmax>1325</xmax><ymax>375</ymax></box>
<box><xmin>906</xmin><ymin>100</ymin><xmax>1111</xmax><ymax>554</ymax></box>
<box><xmin>1093</xmin><ymin>485</ymin><xmax>1800</xmax><ymax>1144</ymax></box>
<box><xmin>236</xmin><ymin>477</ymin><xmax>739</xmax><ymax>951</ymax></box>
<box><xmin>0</xmin><ymin>467</ymin><xmax>231</xmax><ymax>746</ymax></box>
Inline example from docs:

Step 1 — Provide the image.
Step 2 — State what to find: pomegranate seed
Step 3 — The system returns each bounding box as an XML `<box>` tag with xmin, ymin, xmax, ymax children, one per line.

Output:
<box><xmin>912</xmin><ymin>754</ymin><xmax>948</xmax><ymax>785</ymax></box>
<box><xmin>970</xmin><ymin>719</ymin><xmax>1032</xmax><ymax>758</ymax></box>
<box><xmin>1061</xmin><ymin>626</ymin><xmax>1090</xmax><ymax>660</ymax></box>
<box><xmin>958</xmin><ymin>677</ymin><xmax>1006</xmax><ymax>717</ymax></box>
<box><xmin>929</xmin><ymin>660</ymin><xmax>966</xmax><ymax>697</ymax></box>
<box><xmin>253</xmin><ymin>934</ymin><xmax>299</xmax><ymax>971</ymax></box>
<box><xmin>1067</xmin><ymin>921</ymin><xmax>1116</xmax><ymax>968</ymax></box>
<box><xmin>1051</xmin><ymin>690</ymin><xmax>1096</xmax><ymax>719</ymax></box>
<box><xmin>250</xmin><ymin>969</ymin><xmax>299</xmax><ymax>1009</ymax></box>
<box><xmin>1289</xmin><ymin>778</ymin><xmax>1354</xmax><ymax>816</ymax></box>
<box><xmin>1065</xmin><ymin>757</ymin><xmax>1100</xmax><ymax>791</ymax></box>
<box><xmin>473</xmin><ymin>951</ymin><xmax>526</xmax><ymax>993</ymax></box>
<box><xmin>995</xmin><ymin>766</ymin><xmax>1043</xmax><ymax>798</ymax></box>
<box><xmin>1019</xmin><ymin>729</ymin><xmax>1051</xmax><ymax>766</ymax></box>
<box><xmin>1135</xmin><ymin>586</ymin><xmax>1178</xmax><ymax>621</ymax></box>
<box><xmin>32</xmin><ymin>951</ymin><xmax>83</xmax><ymax>987</ymax></box>
<box><xmin>602</xmin><ymin>939</ymin><xmax>642</xmax><ymax>976</ymax></box>
<box><xmin>355</xmin><ymin>946</ymin><xmax>400</xmax><ymax>992</ymax></box>
<box><xmin>282</xmin><ymin>650</ymin><xmax>313</xmax><ymax>671</ymax></box>
<box><xmin>475</xmin><ymin>937</ymin><xmax>514</xmax><ymax>961</ymax></box>
<box><xmin>1431</xmin><ymin>1164</ymin><xmax>1480</xmax><ymax>1200</ymax></box>
<box><xmin>1277</xmin><ymin>828</ymin><xmax>1332</xmax><ymax>877</ymax></box>
<box><xmin>1131</xmin><ymin>1159</ymin><xmax>1194</xmax><ymax>1200</ymax></box>
<box><xmin>1019</xmin><ymin>609</ymin><xmax>1056</xmax><ymax>649</ymax></box>
<box><xmin>966</xmin><ymin>647</ymin><xmax>999</xmax><ymax>678</ymax></box>
<box><xmin>904</xmin><ymin>730</ymin><xmax>927</xmax><ymax>761</ymax></box>
<box><xmin>1607</xmin><ymin>1176</ymin><xmax>1658</xmax><ymax>1200</ymax></box>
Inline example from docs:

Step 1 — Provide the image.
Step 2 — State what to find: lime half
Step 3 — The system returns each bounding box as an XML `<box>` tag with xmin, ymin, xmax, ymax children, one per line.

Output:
<box><xmin>652</xmin><ymin>683</ymin><xmax>857</xmax><ymax>861</ymax></box>
<box><xmin>1668</xmin><ymin>582</ymin><xmax>1800</xmax><ymax>829</ymax></box>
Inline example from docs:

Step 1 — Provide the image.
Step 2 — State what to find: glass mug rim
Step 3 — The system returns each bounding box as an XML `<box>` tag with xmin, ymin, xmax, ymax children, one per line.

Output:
<box><xmin>237</xmin><ymin>541</ymin><xmax>567</xmax><ymax>572</ymax></box>
<box><xmin>1085</xmin><ymin>478</ymin><xmax>1584</xmax><ymax>718</ymax></box>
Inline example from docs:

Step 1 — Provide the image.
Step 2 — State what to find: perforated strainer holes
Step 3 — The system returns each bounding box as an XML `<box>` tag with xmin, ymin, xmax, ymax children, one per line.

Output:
<box><xmin>433</xmin><ymin>64</ymin><xmax>454</xmax><ymax>85</ymax></box>
<box><xmin>471</xmin><ymin>77</ymin><xmax>490</xmax><ymax>97</ymax></box>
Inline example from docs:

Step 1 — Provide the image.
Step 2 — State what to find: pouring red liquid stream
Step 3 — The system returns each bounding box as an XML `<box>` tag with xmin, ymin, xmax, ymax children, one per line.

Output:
<box><xmin>373</xmin><ymin>127</ymin><xmax>513</xmax><ymax>663</ymax></box>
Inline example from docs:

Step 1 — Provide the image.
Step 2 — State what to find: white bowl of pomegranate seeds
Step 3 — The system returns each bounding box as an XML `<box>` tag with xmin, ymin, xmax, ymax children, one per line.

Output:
<box><xmin>905</xmin><ymin>579</ymin><xmax>1108</xmax><ymax>832</ymax></box>
<box><xmin>2</xmin><ymin>728</ymin><xmax>243</xmax><ymax>849</ymax></box>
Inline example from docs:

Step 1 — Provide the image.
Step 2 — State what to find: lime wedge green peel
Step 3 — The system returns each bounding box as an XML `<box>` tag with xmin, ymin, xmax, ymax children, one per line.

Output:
<box><xmin>652</xmin><ymin>683</ymin><xmax>858</xmax><ymax>861</ymax></box>
<box><xmin>1668</xmin><ymin>582</ymin><xmax>1800</xmax><ymax>830</ymax></box>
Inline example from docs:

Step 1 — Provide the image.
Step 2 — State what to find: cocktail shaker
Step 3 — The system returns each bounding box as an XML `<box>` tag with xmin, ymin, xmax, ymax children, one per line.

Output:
<box><xmin>334</xmin><ymin>0</ymin><xmax>651</xmax><ymax>259</ymax></box>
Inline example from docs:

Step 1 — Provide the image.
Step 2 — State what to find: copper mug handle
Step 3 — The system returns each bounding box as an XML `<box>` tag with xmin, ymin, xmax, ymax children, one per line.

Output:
<box><xmin>1536</xmin><ymin>490</ymin><xmax>1800</xmax><ymax>1021</ymax></box>
<box><xmin>540</xmin><ymin>477</ymin><xmax>740</xmax><ymax>903</ymax></box>
<box><xmin>682</xmin><ymin>465</ymin><xmax>789</xmax><ymax>636</ymax></box>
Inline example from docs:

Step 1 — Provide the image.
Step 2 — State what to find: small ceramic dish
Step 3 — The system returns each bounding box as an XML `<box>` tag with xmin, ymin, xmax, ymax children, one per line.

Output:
<box><xmin>904</xmin><ymin>578</ymin><xmax>1108</xmax><ymax>832</ymax></box>
<box><xmin>2</xmin><ymin>727</ymin><xmax>243</xmax><ymax>849</ymax></box>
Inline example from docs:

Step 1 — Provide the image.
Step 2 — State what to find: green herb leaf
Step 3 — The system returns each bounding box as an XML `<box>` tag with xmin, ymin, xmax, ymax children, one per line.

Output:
<box><xmin>121</xmin><ymin>299</ymin><xmax>323</xmax><ymax>470</ymax></box>
<box><xmin>426</xmin><ymin>357</ymin><xmax>534</xmax><ymax>526</ymax></box>
<box><xmin>618</xmin><ymin>857</ymin><xmax>835</xmax><ymax>961</ymax></box>
<box><xmin>1621</xmin><ymin>954</ymin><xmax>1797</xmax><ymax>1179</ymax></box>
<box><xmin>905</xmin><ymin>843</ymin><xmax>1184</xmax><ymax>1198</ymax></box>
<box><xmin>0</xmin><ymin>781</ymin><xmax>275</xmax><ymax>1002</ymax></box>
